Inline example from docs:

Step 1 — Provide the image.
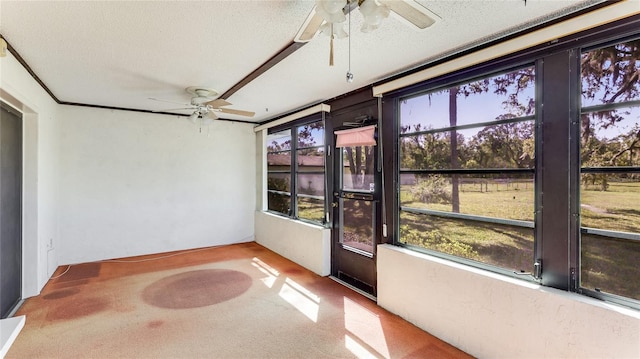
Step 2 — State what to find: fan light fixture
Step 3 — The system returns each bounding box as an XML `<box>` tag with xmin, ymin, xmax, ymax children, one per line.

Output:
<box><xmin>358</xmin><ymin>0</ymin><xmax>389</xmax><ymax>33</ymax></box>
<box><xmin>313</xmin><ymin>0</ymin><xmax>391</xmax><ymax>66</ymax></box>
<box><xmin>294</xmin><ymin>0</ymin><xmax>437</xmax><ymax>44</ymax></box>
<box><xmin>189</xmin><ymin>112</ymin><xmax>200</xmax><ymax>124</ymax></box>
<box><xmin>314</xmin><ymin>0</ymin><xmax>391</xmax><ymax>35</ymax></box>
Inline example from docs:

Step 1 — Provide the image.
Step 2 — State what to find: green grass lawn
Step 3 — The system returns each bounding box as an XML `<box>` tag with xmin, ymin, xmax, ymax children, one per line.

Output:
<box><xmin>581</xmin><ymin>181</ymin><xmax>640</xmax><ymax>233</ymax></box>
<box><xmin>400</xmin><ymin>179</ymin><xmax>640</xmax><ymax>300</ymax></box>
<box><xmin>295</xmin><ymin>179</ymin><xmax>639</xmax><ymax>300</ymax></box>
<box><xmin>401</xmin><ymin>181</ymin><xmax>535</xmax><ymax>221</ymax></box>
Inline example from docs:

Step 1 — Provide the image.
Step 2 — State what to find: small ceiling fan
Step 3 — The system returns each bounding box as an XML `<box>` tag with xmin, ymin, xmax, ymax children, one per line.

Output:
<box><xmin>150</xmin><ymin>87</ymin><xmax>255</xmax><ymax>124</ymax></box>
<box><xmin>295</xmin><ymin>0</ymin><xmax>438</xmax><ymax>43</ymax></box>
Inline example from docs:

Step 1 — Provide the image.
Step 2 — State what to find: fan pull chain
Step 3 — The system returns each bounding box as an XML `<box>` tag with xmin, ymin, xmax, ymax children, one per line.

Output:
<box><xmin>329</xmin><ymin>23</ymin><xmax>334</xmax><ymax>66</ymax></box>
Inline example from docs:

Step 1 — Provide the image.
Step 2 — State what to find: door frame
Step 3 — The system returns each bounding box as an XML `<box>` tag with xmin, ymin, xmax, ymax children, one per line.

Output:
<box><xmin>0</xmin><ymin>101</ymin><xmax>23</xmax><ymax>318</ymax></box>
<box><xmin>327</xmin><ymin>99</ymin><xmax>381</xmax><ymax>297</ymax></box>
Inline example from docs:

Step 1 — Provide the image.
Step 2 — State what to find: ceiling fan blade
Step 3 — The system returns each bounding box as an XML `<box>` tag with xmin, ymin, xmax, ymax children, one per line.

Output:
<box><xmin>218</xmin><ymin>108</ymin><xmax>256</xmax><ymax>117</ymax></box>
<box><xmin>202</xmin><ymin>111</ymin><xmax>218</xmax><ymax>124</ymax></box>
<box><xmin>205</xmin><ymin>98</ymin><xmax>232</xmax><ymax>108</ymax></box>
<box><xmin>379</xmin><ymin>0</ymin><xmax>437</xmax><ymax>29</ymax></box>
<box><xmin>148</xmin><ymin>97</ymin><xmax>190</xmax><ymax>106</ymax></box>
<box><xmin>152</xmin><ymin>107</ymin><xmax>194</xmax><ymax>112</ymax></box>
<box><xmin>294</xmin><ymin>7</ymin><xmax>324</xmax><ymax>43</ymax></box>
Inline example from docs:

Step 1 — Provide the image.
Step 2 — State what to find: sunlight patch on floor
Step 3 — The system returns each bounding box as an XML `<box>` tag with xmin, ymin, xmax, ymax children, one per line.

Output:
<box><xmin>344</xmin><ymin>297</ymin><xmax>390</xmax><ymax>358</ymax></box>
<box><xmin>278</xmin><ymin>278</ymin><xmax>320</xmax><ymax>322</ymax></box>
<box><xmin>252</xmin><ymin>257</ymin><xmax>280</xmax><ymax>288</ymax></box>
<box><xmin>345</xmin><ymin>334</ymin><xmax>380</xmax><ymax>359</ymax></box>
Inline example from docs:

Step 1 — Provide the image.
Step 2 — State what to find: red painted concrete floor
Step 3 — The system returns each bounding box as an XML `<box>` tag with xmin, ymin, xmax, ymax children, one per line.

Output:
<box><xmin>8</xmin><ymin>242</ymin><xmax>473</xmax><ymax>358</ymax></box>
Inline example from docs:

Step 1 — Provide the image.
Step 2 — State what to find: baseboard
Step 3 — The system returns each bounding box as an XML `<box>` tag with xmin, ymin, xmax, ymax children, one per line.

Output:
<box><xmin>330</xmin><ymin>276</ymin><xmax>377</xmax><ymax>302</ymax></box>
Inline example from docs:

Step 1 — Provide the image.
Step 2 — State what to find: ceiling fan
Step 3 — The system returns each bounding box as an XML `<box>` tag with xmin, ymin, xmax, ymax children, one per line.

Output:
<box><xmin>150</xmin><ymin>87</ymin><xmax>255</xmax><ymax>124</ymax></box>
<box><xmin>294</xmin><ymin>0</ymin><xmax>438</xmax><ymax>43</ymax></box>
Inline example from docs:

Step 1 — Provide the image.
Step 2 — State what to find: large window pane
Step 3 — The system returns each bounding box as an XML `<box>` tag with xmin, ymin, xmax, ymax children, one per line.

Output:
<box><xmin>297</xmin><ymin>173</ymin><xmax>324</xmax><ymax>222</ymax></box>
<box><xmin>580</xmin><ymin>108</ymin><xmax>640</xmax><ymax>168</ymax></box>
<box><xmin>267</xmin><ymin>130</ymin><xmax>291</xmax><ymax>151</ymax></box>
<box><xmin>298</xmin><ymin>122</ymin><xmax>325</xmax><ymax>148</ymax></box>
<box><xmin>580</xmin><ymin>174</ymin><xmax>640</xmax><ymax>233</ymax></box>
<box><xmin>400</xmin><ymin>67</ymin><xmax>535</xmax><ymax>133</ymax></box>
<box><xmin>581</xmin><ymin>40</ymin><xmax>640</xmax><ymax>107</ymax></box>
<box><xmin>581</xmin><ymin>234</ymin><xmax>640</xmax><ymax>301</ymax></box>
<box><xmin>267</xmin><ymin>129</ymin><xmax>292</xmax><ymax>216</ymax></box>
<box><xmin>267</xmin><ymin>172</ymin><xmax>291</xmax><ymax>214</ymax></box>
<box><xmin>579</xmin><ymin>39</ymin><xmax>640</xmax><ymax>303</ymax></box>
<box><xmin>400</xmin><ymin>133</ymin><xmax>454</xmax><ymax>170</ymax></box>
<box><xmin>400</xmin><ymin>173</ymin><xmax>534</xmax><ymax>221</ymax></box>
<box><xmin>399</xmin><ymin>211</ymin><xmax>534</xmax><ymax>271</ymax></box>
<box><xmin>401</xmin><ymin>120</ymin><xmax>535</xmax><ymax>170</ymax></box>
<box><xmin>297</xmin><ymin>147</ymin><xmax>324</xmax><ymax>170</ymax></box>
<box><xmin>398</xmin><ymin>66</ymin><xmax>536</xmax><ymax>274</ymax></box>
<box><xmin>266</xmin><ymin>119</ymin><xmax>326</xmax><ymax>224</ymax></box>
<box><xmin>267</xmin><ymin>152</ymin><xmax>291</xmax><ymax>172</ymax></box>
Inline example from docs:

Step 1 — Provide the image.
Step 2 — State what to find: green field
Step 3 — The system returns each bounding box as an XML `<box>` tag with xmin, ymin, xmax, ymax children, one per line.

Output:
<box><xmin>400</xmin><ymin>180</ymin><xmax>640</xmax><ymax>301</ymax></box>
<box><xmin>293</xmin><ymin>179</ymin><xmax>639</xmax><ymax>300</ymax></box>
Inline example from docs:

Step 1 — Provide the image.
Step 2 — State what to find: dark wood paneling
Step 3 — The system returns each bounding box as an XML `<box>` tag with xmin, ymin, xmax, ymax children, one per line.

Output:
<box><xmin>219</xmin><ymin>41</ymin><xmax>306</xmax><ymax>100</ymax></box>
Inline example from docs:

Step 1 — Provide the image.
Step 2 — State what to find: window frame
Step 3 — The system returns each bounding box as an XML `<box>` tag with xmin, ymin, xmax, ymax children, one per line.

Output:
<box><xmin>576</xmin><ymin>36</ymin><xmax>640</xmax><ymax>308</ymax></box>
<box><xmin>395</xmin><ymin>64</ymin><xmax>540</xmax><ymax>281</ymax></box>
<box><xmin>266</xmin><ymin>113</ymin><xmax>328</xmax><ymax>226</ymax></box>
<box><xmin>381</xmin><ymin>17</ymin><xmax>640</xmax><ymax>310</ymax></box>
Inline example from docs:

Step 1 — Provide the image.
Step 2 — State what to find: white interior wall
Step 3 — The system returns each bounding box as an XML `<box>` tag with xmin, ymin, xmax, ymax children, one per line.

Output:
<box><xmin>58</xmin><ymin>106</ymin><xmax>256</xmax><ymax>264</ymax></box>
<box><xmin>0</xmin><ymin>52</ymin><xmax>60</xmax><ymax>297</ymax></box>
<box><xmin>255</xmin><ymin>211</ymin><xmax>331</xmax><ymax>276</ymax></box>
<box><xmin>254</xmin><ymin>129</ymin><xmax>331</xmax><ymax>276</ymax></box>
<box><xmin>377</xmin><ymin>244</ymin><xmax>640</xmax><ymax>359</ymax></box>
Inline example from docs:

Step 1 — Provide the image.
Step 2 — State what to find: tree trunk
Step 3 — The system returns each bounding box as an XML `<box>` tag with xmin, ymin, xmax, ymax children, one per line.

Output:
<box><xmin>355</xmin><ymin>146</ymin><xmax>363</xmax><ymax>189</ymax></box>
<box><xmin>345</xmin><ymin>147</ymin><xmax>357</xmax><ymax>189</ymax></box>
<box><xmin>449</xmin><ymin>87</ymin><xmax>460</xmax><ymax>213</ymax></box>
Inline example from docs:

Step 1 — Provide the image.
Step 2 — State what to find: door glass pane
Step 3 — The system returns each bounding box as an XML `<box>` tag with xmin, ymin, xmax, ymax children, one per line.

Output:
<box><xmin>342</xmin><ymin>145</ymin><xmax>375</xmax><ymax>192</ymax></box>
<box><xmin>341</xmin><ymin>198</ymin><xmax>375</xmax><ymax>254</ymax></box>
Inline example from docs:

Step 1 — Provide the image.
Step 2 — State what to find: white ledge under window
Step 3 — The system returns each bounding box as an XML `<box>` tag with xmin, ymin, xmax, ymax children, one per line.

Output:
<box><xmin>376</xmin><ymin>243</ymin><xmax>640</xmax><ymax>358</ymax></box>
<box><xmin>254</xmin><ymin>211</ymin><xmax>331</xmax><ymax>276</ymax></box>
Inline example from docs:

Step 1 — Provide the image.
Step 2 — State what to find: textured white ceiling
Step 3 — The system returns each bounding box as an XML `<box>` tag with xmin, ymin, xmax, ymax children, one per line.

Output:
<box><xmin>0</xmin><ymin>0</ymin><xmax>605</xmax><ymax>123</ymax></box>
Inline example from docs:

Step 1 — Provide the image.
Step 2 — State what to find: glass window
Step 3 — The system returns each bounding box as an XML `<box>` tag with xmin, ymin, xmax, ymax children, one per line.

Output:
<box><xmin>580</xmin><ymin>39</ymin><xmax>640</xmax><ymax>301</ymax></box>
<box><xmin>266</xmin><ymin>119</ymin><xmax>326</xmax><ymax>224</ymax></box>
<box><xmin>296</xmin><ymin>121</ymin><xmax>325</xmax><ymax>222</ymax></box>
<box><xmin>267</xmin><ymin>130</ymin><xmax>292</xmax><ymax>215</ymax></box>
<box><xmin>398</xmin><ymin>66</ymin><xmax>536</xmax><ymax>272</ymax></box>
